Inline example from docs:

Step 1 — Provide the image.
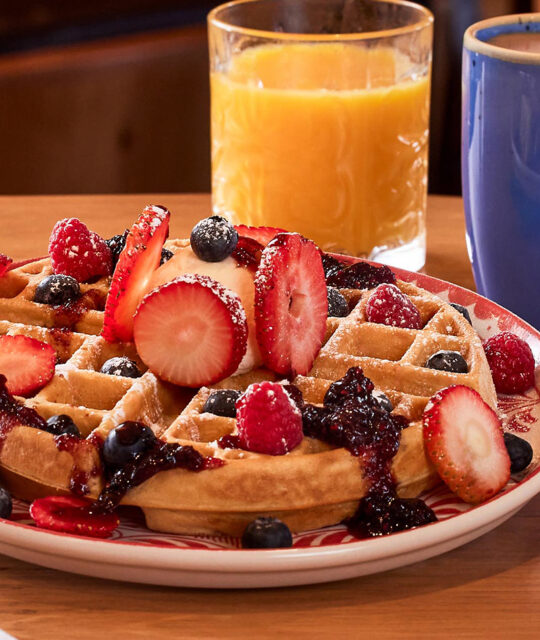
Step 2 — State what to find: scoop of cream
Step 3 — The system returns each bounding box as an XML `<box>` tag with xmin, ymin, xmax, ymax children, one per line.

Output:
<box><xmin>145</xmin><ymin>245</ymin><xmax>262</xmax><ymax>374</ymax></box>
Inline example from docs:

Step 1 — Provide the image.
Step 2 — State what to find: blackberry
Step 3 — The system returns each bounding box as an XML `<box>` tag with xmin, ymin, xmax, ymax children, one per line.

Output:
<box><xmin>33</xmin><ymin>274</ymin><xmax>80</xmax><ymax>306</ymax></box>
<box><xmin>190</xmin><ymin>216</ymin><xmax>238</xmax><ymax>262</ymax></box>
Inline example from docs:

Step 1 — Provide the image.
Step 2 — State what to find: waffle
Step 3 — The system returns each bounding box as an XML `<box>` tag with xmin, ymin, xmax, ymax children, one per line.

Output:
<box><xmin>0</xmin><ymin>251</ymin><xmax>497</xmax><ymax>537</ymax></box>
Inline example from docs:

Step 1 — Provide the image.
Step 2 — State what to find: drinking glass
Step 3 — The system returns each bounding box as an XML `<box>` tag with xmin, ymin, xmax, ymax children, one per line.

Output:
<box><xmin>208</xmin><ymin>0</ymin><xmax>433</xmax><ymax>270</ymax></box>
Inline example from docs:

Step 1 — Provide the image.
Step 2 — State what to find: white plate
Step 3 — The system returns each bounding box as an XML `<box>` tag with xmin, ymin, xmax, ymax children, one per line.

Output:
<box><xmin>0</xmin><ymin>267</ymin><xmax>539</xmax><ymax>588</ymax></box>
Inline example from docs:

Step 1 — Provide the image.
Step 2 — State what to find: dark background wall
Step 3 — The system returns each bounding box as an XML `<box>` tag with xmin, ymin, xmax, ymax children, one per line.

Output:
<box><xmin>0</xmin><ymin>0</ymin><xmax>537</xmax><ymax>195</ymax></box>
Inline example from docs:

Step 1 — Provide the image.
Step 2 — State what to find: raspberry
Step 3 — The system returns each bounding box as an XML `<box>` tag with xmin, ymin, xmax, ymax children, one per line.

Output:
<box><xmin>49</xmin><ymin>218</ymin><xmax>112</xmax><ymax>282</ymax></box>
<box><xmin>236</xmin><ymin>382</ymin><xmax>303</xmax><ymax>455</ymax></box>
<box><xmin>483</xmin><ymin>332</ymin><xmax>536</xmax><ymax>394</ymax></box>
<box><xmin>365</xmin><ymin>283</ymin><xmax>422</xmax><ymax>329</ymax></box>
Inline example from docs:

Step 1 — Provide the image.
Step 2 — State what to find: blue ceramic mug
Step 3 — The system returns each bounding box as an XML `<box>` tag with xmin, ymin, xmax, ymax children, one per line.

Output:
<box><xmin>462</xmin><ymin>14</ymin><xmax>540</xmax><ymax>329</ymax></box>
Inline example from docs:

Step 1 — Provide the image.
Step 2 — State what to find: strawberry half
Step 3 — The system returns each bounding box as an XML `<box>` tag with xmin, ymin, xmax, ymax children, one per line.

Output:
<box><xmin>423</xmin><ymin>385</ymin><xmax>511</xmax><ymax>504</ymax></box>
<box><xmin>254</xmin><ymin>233</ymin><xmax>327</xmax><ymax>376</ymax></box>
<box><xmin>102</xmin><ymin>205</ymin><xmax>170</xmax><ymax>343</ymax></box>
<box><xmin>133</xmin><ymin>274</ymin><xmax>248</xmax><ymax>388</ymax></box>
<box><xmin>0</xmin><ymin>335</ymin><xmax>55</xmax><ymax>396</ymax></box>
<box><xmin>30</xmin><ymin>496</ymin><xmax>119</xmax><ymax>538</ymax></box>
<box><xmin>234</xmin><ymin>225</ymin><xmax>286</xmax><ymax>246</ymax></box>
<box><xmin>0</xmin><ymin>253</ymin><xmax>13</xmax><ymax>278</ymax></box>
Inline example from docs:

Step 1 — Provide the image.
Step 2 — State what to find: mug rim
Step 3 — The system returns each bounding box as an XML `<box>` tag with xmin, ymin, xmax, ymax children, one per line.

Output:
<box><xmin>208</xmin><ymin>0</ymin><xmax>433</xmax><ymax>42</ymax></box>
<box><xmin>464</xmin><ymin>13</ymin><xmax>540</xmax><ymax>65</ymax></box>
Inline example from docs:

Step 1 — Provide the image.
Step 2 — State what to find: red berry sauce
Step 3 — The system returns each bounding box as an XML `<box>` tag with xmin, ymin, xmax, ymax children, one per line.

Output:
<box><xmin>0</xmin><ymin>374</ymin><xmax>48</xmax><ymax>453</ymax></box>
<box><xmin>91</xmin><ymin>440</ymin><xmax>224</xmax><ymax>514</ymax></box>
<box><xmin>297</xmin><ymin>367</ymin><xmax>436</xmax><ymax>537</ymax></box>
<box><xmin>217</xmin><ymin>434</ymin><xmax>241</xmax><ymax>449</ymax></box>
<box><xmin>52</xmin><ymin>288</ymin><xmax>106</xmax><ymax>330</ymax></box>
<box><xmin>325</xmin><ymin>259</ymin><xmax>396</xmax><ymax>290</ymax></box>
<box><xmin>54</xmin><ymin>434</ymin><xmax>101</xmax><ymax>497</ymax></box>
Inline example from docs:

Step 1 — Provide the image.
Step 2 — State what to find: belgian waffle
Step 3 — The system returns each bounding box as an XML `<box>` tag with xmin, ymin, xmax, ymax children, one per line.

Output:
<box><xmin>0</xmin><ymin>251</ymin><xmax>497</xmax><ymax>537</ymax></box>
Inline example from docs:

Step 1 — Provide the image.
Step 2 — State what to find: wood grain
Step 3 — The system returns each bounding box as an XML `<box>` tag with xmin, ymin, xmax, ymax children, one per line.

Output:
<box><xmin>0</xmin><ymin>194</ymin><xmax>537</xmax><ymax>640</ymax></box>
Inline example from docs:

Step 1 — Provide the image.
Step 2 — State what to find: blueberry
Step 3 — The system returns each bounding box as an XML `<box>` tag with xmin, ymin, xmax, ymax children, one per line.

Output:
<box><xmin>34</xmin><ymin>274</ymin><xmax>80</xmax><ymax>306</ymax></box>
<box><xmin>0</xmin><ymin>487</ymin><xmax>12</xmax><ymax>519</ymax></box>
<box><xmin>327</xmin><ymin>287</ymin><xmax>349</xmax><ymax>317</ymax></box>
<box><xmin>373</xmin><ymin>390</ymin><xmax>393</xmax><ymax>413</ymax></box>
<box><xmin>202</xmin><ymin>389</ymin><xmax>242</xmax><ymax>418</ymax></box>
<box><xmin>103</xmin><ymin>421</ymin><xmax>156</xmax><ymax>468</ymax></box>
<box><xmin>190</xmin><ymin>216</ymin><xmax>238</xmax><ymax>262</ymax></box>
<box><xmin>100</xmin><ymin>357</ymin><xmax>142</xmax><ymax>378</ymax></box>
<box><xmin>106</xmin><ymin>230</ymin><xmax>129</xmax><ymax>271</ymax></box>
<box><xmin>46</xmin><ymin>414</ymin><xmax>81</xmax><ymax>438</ymax></box>
<box><xmin>426</xmin><ymin>350</ymin><xmax>468</xmax><ymax>373</ymax></box>
<box><xmin>450</xmin><ymin>303</ymin><xmax>472</xmax><ymax>325</ymax></box>
<box><xmin>242</xmin><ymin>516</ymin><xmax>293</xmax><ymax>549</ymax></box>
<box><xmin>160</xmin><ymin>248</ymin><xmax>173</xmax><ymax>265</ymax></box>
<box><xmin>503</xmin><ymin>433</ymin><xmax>533</xmax><ymax>474</ymax></box>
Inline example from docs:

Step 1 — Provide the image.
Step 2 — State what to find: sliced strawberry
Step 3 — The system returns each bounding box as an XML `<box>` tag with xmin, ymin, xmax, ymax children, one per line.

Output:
<box><xmin>234</xmin><ymin>225</ymin><xmax>286</xmax><ymax>246</ymax></box>
<box><xmin>102</xmin><ymin>205</ymin><xmax>170</xmax><ymax>343</ymax></box>
<box><xmin>0</xmin><ymin>254</ymin><xmax>13</xmax><ymax>278</ymax></box>
<box><xmin>30</xmin><ymin>496</ymin><xmax>119</xmax><ymax>538</ymax></box>
<box><xmin>133</xmin><ymin>274</ymin><xmax>248</xmax><ymax>388</ymax></box>
<box><xmin>231</xmin><ymin>236</ymin><xmax>264</xmax><ymax>271</ymax></box>
<box><xmin>254</xmin><ymin>233</ymin><xmax>327</xmax><ymax>376</ymax></box>
<box><xmin>0</xmin><ymin>335</ymin><xmax>55</xmax><ymax>396</ymax></box>
<box><xmin>423</xmin><ymin>385</ymin><xmax>511</xmax><ymax>504</ymax></box>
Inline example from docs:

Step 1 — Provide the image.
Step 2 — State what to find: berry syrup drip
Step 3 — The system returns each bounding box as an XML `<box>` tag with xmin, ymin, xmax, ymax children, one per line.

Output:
<box><xmin>91</xmin><ymin>441</ymin><xmax>224</xmax><ymax>514</ymax></box>
<box><xmin>324</xmin><ymin>255</ymin><xmax>396</xmax><ymax>289</ymax></box>
<box><xmin>0</xmin><ymin>376</ymin><xmax>100</xmax><ymax>496</ymax></box>
<box><xmin>295</xmin><ymin>367</ymin><xmax>436</xmax><ymax>537</ymax></box>
<box><xmin>0</xmin><ymin>374</ymin><xmax>47</xmax><ymax>453</ymax></box>
<box><xmin>48</xmin><ymin>328</ymin><xmax>73</xmax><ymax>362</ymax></box>
<box><xmin>52</xmin><ymin>289</ymin><xmax>106</xmax><ymax>330</ymax></box>
<box><xmin>54</xmin><ymin>434</ymin><xmax>101</xmax><ymax>497</ymax></box>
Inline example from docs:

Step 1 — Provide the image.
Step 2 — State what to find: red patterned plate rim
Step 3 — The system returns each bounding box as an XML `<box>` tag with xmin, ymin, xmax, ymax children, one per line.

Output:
<box><xmin>0</xmin><ymin>256</ymin><xmax>539</xmax><ymax>564</ymax></box>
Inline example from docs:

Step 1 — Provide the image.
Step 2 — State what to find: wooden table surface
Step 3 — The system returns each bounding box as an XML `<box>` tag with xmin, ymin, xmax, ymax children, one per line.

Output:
<box><xmin>0</xmin><ymin>194</ymin><xmax>538</xmax><ymax>639</ymax></box>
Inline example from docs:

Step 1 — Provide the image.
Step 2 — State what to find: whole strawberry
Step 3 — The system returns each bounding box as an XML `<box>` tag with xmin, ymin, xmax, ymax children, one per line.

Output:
<box><xmin>236</xmin><ymin>382</ymin><xmax>303</xmax><ymax>455</ymax></box>
<box><xmin>49</xmin><ymin>218</ymin><xmax>112</xmax><ymax>282</ymax></box>
<box><xmin>483</xmin><ymin>331</ymin><xmax>536</xmax><ymax>394</ymax></box>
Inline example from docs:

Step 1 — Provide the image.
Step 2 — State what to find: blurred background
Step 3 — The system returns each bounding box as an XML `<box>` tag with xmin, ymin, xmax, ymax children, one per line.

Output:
<box><xmin>0</xmin><ymin>0</ymin><xmax>538</xmax><ymax>197</ymax></box>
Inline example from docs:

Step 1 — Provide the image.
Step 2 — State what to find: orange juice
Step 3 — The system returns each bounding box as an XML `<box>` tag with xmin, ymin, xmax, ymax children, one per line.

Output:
<box><xmin>211</xmin><ymin>43</ymin><xmax>430</xmax><ymax>258</ymax></box>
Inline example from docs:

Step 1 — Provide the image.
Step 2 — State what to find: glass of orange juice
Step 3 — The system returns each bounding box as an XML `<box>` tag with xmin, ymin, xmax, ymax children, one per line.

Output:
<box><xmin>208</xmin><ymin>0</ymin><xmax>433</xmax><ymax>270</ymax></box>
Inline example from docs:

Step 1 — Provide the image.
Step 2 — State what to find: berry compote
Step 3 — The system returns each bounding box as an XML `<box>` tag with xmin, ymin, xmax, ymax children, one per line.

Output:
<box><xmin>92</xmin><ymin>439</ymin><xmax>224</xmax><ymax>514</ymax></box>
<box><xmin>298</xmin><ymin>367</ymin><xmax>436</xmax><ymax>537</ymax></box>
